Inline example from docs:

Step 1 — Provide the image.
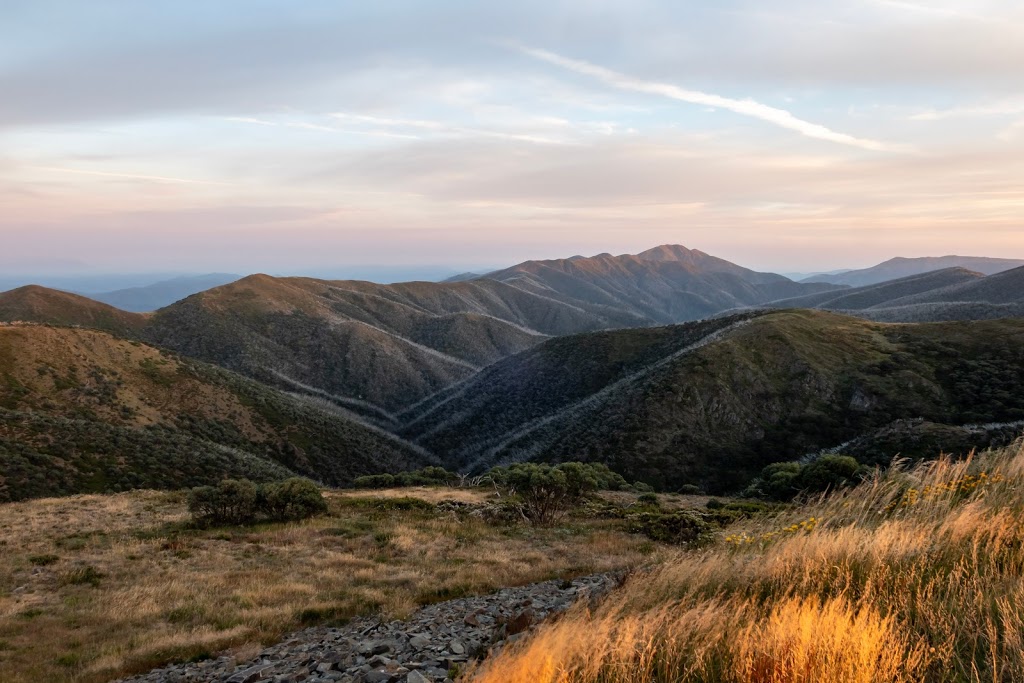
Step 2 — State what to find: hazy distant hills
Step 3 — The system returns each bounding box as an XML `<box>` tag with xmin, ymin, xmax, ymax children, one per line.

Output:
<box><xmin>767</xmin><ymin>266</ymin><xmax>1024</xmax><ymax>322</ymax></box>
<box><xmin>401</xmin><ymin>310</ymin><xmax>1024</xmax><ymax>491</ymax></box>
<box><xmin>0</xmin><ymin>285</ymin><xmax>148</xmax><ymax>336</ymax></box>
<box><xmin>0</xmin><ymin>324</ymin><xmax>430</xmax><ymax>501</ymax></box>
<box><xmin>802</xmin><ymin>256</ymin><xmax>1024</xmax><ymax>287</ymax></box>
<box><xmin>87</xmin><ymin>273</ymin><xmax>240</xmax><ymax>312</ymax></box>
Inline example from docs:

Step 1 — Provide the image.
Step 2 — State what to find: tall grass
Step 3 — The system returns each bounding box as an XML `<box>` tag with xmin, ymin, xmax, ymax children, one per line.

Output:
<box><xmin>473</xmin><ymin>443</ymin><xmax>1024</xmax><ymax>683</ymax></box>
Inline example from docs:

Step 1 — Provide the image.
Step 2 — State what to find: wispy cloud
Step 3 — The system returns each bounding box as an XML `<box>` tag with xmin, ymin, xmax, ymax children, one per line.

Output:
<box><xmin>910</xmin><ymin>99</ymin><xmax>1024</xmax><ymax>121</ymax></box>
<box><xmin>27</xmin><ymin>166</ymin><xmax>232</xmax><ymax>185</ymax></box>
<box><xmin>224</xmin><ymin>115</ymin><xmax>421</xmax><ymax>139</ymax></box>
<box><xmin>329</xmin><ymin>112</ymin><xmax>570</xmax><ymax>145</ymax></box>
<box><xmin>516</xmin><ymin>45</ymin><xmax>901</xmax><ymax>152</ymax></box>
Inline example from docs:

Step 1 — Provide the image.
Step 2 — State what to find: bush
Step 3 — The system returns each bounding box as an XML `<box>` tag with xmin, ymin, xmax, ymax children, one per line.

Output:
<box><xmin>626</xmin><ymin>510</ymin><xmax>714</xmax><ymax>546</ymax></box>
<box><xmin>636</xmin><ymin>492</ymin><xmax>660</xmax><ymax>507</ymax></box>
<box><xmin>352</xmin><ymin>473</ymin><xmax>395</xmax><ymax>489</ymax></box>
<box><xmin>748</xmin><ymin>455</ymin><xmax>866</xmax><ymax>501</ymax></box>
<box><xmin>188</xmin><ymin>478</ymin><xmax>326</xmax><ymax>526</ymax></box>
<box><xmin>261</xmin><ymin>478</ymin><xmax>328</xmax><ymax>521</ymax></box>
<box><xmin>351</xmin><ymin>467</ymin><xmax>461</xmax><ymax>489</ymax></box>
<box><xmin>188</xmin><ymin>479</ymin><xmax>258</xmax><ymax>525</ymax></box>
<box><xmin>487</xmin><ymin>461</ymin><xmax>635</xmax><ymax>525</ymax></box>
<box><xmin>799</xmin><ymin>455</ymin><xmax>862</xmax><ymax>493</ymax></box>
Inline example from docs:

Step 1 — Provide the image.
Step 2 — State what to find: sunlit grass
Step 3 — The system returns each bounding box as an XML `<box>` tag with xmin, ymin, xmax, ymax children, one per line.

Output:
<box><xmin>472</xmin><ymin>443</ymin><xmax>1024</xmax><ymax>683</ymax></box>
<box><xmin>0</xmin><ymin>487</ymin><xmax>658</xmax><ymax>683</ymax></box>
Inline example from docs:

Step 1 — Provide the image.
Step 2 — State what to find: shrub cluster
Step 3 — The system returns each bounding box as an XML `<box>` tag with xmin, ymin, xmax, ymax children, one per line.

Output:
<box><xmin>746</xmin><ymin>454</ymin><xmax>866</xmax><ymax>501</ymax></box>
<box><xmin>486</xmin><ymin>461</ymin><xmax>636</xmax><ymax>525</ymax></box>
<box><xmin>352</xmin><ymin>466</ymin><xmax>460</xmax><ymax>489</ymax></box>
<box><xmin>187</xmin><ymin>477</ymin><xmax>327</xmax><ymax>526</ymax></box>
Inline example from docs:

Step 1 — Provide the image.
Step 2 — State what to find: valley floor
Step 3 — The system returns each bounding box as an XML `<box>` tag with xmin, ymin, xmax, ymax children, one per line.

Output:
<box><xmin>0</xmin><ymin>488</ymin><xmax>659</xmax><ymax>683</ymax></box>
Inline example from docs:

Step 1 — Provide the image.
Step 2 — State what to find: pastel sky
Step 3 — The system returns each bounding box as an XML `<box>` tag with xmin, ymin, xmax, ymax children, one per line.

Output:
<box><xmin>3</xmin><ymin>0</ymin><xmax>1024</xmax><ymax>275</ymax></box>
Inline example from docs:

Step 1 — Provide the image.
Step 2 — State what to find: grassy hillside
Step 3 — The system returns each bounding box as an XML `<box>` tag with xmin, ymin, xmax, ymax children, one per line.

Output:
<box><xmin>404</xmin><ymin>311</ymin><xmax>1024</xmax><ymax>491</ymax></box>
<box><xmin>0</xmin><ymin>325</ymin><xmax>429</xmax><ymax>501</ymax></box>
<box><xmin>0</xmin><ymin>286</ymin><xmax>147</xmax><ymax>337</ymax></box>
<box><xmin>472</xmin><ymin>443</ymin><xmax>1024</xmax><ymax>683</ymax></box>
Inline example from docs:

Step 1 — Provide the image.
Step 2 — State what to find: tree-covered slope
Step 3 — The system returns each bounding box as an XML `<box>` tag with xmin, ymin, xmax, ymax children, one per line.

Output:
<box><xmin>403</xmin><ymin>311</ymin><xmax>1024</xmax><ymax>492</ymax></box>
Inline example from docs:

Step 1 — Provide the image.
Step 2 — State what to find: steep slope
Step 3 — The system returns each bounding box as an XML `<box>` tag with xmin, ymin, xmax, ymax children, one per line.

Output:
<box><xmin>88</xmin><ymin>273</ymin><xmax>240</xmax><ymax>312</ymax></box>
<box><xmin>0</xmin><ymin>324</ymin><xmax>430</xmax><ymax>501</ymax></box>
<box><xmin>143</xmin><ymin>275</ymin><xmax>564</xmax><ymax>413</ymax></box>
<box><xmin>804</xmin><ymin>256</ymin><xmax>1024</xmax><ymax>286</ymax></box>
<box><xmin>766</xmin><ymin>268</ymin><xmax>984</xmax><ymax>312</ymax></box>
<box><xmin>402</xmin><ymin>311</ymin><xmax>1024</xmax><ymax>491</ymax></box>
<box><xmin>0</xmin><ymin>285</ymin><xmax>147</xmax><ymax>336</ymax></box>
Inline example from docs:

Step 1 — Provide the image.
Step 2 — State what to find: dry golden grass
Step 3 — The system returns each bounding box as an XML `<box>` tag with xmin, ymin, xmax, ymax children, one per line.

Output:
<box><xmin>472</xmin><ymin>443</ymin><xmax>1024</xmax><ymax>683</ymax></box>
<box><xmin>0</xmin><ymin>487</ymin><xmax>660</xmax><ymax>683</ymax></box>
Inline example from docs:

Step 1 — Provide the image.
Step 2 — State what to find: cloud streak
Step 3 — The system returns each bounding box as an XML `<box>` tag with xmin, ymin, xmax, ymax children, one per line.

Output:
<box><xmin>27</xmin><ymin>166</ymin><xmax>232</xmax><ymax>185</ymax></box>
<box><xmin>517</xmin><ymin>46</ymin><xmax>900</xmax><ymax>152</ymax></box>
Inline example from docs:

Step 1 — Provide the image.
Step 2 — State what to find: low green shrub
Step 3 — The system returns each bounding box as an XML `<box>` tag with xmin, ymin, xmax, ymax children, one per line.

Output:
<box><xmin>352</xmin><ymin>466</ymin><xmax>462</xmax><ymax>489</ymax></box>
<box><xmin>487</xmin><ymin>461</ymin><xmax>640</xmax><ymax>525</ymax></box>
<box><xmin>188</xmin><ymin>478</ymin><xmax>327</xmax><ymax>526</ymax></box>
<box><xmin>261</xmin><ymin>478</ymin><xmax>328</xmax><ymax>521</ymax></box>
<box><xmin>747</xmin><ymin>455</ymin><xmax>867</xmax><ymax>500</ymax></box>
<box><xmin>625</xmin><ymin>510</ymin><xmax>714</xmax><ymax>546</ymax></box>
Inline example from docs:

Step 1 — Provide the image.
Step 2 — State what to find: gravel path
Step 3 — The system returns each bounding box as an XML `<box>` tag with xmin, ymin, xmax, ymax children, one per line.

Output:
<box><xmin>120</xmin><ymin>573</ymin><xmax>620</xmax><ymax>683</ymax></box>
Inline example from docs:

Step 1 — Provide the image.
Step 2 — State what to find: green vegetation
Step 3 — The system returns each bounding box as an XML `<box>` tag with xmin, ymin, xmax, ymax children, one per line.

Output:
<box><xmin>0</xmin><ymin>326</ymin><xmax>430</xmax><ymax>502</ymax></box>
<box><xmin>487</xmin><ymin>462</ymin><xmax>634</xmax><ymax>525</ymax></box>
<box><xmin>473</xmin><ymin>443</ymin><xmax>1024</xmax><ymax>683</ymax></box>
<box><xmin>352</xmin><ymin>466</ymin><xmax>461</xmax><ymax>489</ymax></box>
<box><xmin>187</xmin><ymin>478</ymin><xmax>327</xmax><ymax>526</ymax></box>
<box><xmin>0</xmin><ymin>486</ymin><xmax>664</xmax><ymax>683</ymax></box>
<box><xmin>745</xmin><ymin>454</ymin><xmax>866</xmax><ymax>500</ymax></box>
<box><xmin>404</xmin><ymin>311</ymin><xmax>1024</xmax><ymax>493</ymax></box>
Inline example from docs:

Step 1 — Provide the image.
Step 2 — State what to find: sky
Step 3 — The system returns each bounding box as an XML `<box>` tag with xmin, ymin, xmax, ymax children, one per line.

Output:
<box><xmin>2</xmin><ymin>0</ymin><xmax>1024</xmax><ymax>276</ymax></box>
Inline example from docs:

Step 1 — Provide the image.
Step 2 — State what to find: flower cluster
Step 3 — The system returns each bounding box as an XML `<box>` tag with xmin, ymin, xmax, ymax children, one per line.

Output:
<box><xmin>886</xmin><ymin>472</ymin><xmax>1005</xmax><ymax>512</ymax></box>
<box><xmin>724</xmin><ymin>517</ymin><xmax>819</xmax><ymax>546</ymax></box>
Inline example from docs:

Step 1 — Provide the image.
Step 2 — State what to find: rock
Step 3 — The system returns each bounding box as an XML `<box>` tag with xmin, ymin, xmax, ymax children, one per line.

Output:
<box><xmin>505</xmin><ymin>608</ymin><xmax>535</xmax><ymax>636</ymax></box>
<box><xmin>116</xmin><ymin>574</ymin><xmax>619</xmax><ymax>683</ymax></box>
<box><xmin>227</xmin><ymin>663</ymin><xmax>277</xmax><ymax>682</ymax></box>
<box><xmin>408</xmin><ymin>635</ymin><xmax>431</xmax><ymax>650</ymax></box>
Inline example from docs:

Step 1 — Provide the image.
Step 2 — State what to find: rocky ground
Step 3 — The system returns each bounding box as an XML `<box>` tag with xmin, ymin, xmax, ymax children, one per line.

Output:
<box><xmin>120</xmin><ymin>573</ymin><xmax>621</xmax><ymax>683</ymax></box>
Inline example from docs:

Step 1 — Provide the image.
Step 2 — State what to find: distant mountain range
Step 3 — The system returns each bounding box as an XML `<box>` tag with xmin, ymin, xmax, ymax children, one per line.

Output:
<box><xmin>87</xmin><ymin>273</ymin><xmax>240</xmax><ymax>312</ymax></box>
<box><xmin>4</xmin><ymin>244</ymin><xmax>1024</xmax><ymax>498</ymax></box>
<box><xmin>802</xmin><ymin>256</ymin><xmax>1024</xmax><ymax>287</ymax></box>
<box><xmin>768</xmin><ymin>266</ymin><xmax>1024</xmax><ymax>322</ymax></box>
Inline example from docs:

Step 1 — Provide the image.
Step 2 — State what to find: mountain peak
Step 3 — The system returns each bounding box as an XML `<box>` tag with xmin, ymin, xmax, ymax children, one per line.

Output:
<box><xmin>635</xmin><ymin>244</ymin><xmax>698</xmax><ymax>262</ymax></box>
